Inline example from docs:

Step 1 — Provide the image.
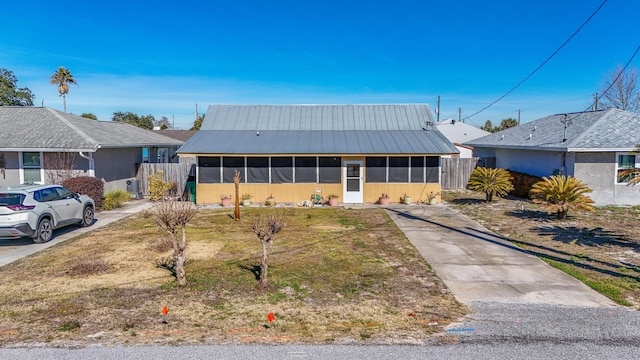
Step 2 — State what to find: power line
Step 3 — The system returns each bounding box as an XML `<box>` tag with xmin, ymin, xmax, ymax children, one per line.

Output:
<box><xmin>463</xmin><ymin>0</ymin><xmax>609</xmax><ymax>121</ymax></box>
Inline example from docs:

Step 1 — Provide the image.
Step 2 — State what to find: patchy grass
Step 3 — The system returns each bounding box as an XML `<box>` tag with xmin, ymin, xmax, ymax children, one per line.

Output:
<box><xmin>0</xmin><ymin>207</ymin><xmax>467</xmax><ymax>346</ymax></box>
<box><xmin>443</xmin><ymin>190</ymin><xmax>640</xmax><ymax>309</ymax></box>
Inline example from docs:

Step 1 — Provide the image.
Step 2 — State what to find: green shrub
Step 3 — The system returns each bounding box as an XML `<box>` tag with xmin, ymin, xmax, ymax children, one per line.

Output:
<box><xmin>467</xmin><ymin>167</ymin><xmax>514</xmax><ymax>201</ymax></box>
<box><xmin>102</xmin><ymin>189</ymin><xmax>132</xmax><ymax>210</ymax></box>
<box><xmin>509</xmin><ymin>170</ymin><xmax>542</xmax><ymax>198</ymax></box>
<box><xmin>148</xmin><ymin>170</ymin><xmax>172</xmax><ymax>201</ymax></box>
<box><xmin>63</xmin><ymin>176</ymin><xmax>104</xmax><ymax>210</ymax></box>
<box><xmin>530</xmin><ymin>175</ymin><xmax>595</xmax><ymax>219</ymax></box>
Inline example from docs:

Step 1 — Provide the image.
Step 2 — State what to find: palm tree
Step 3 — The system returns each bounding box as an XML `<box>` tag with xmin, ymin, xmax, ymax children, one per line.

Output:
<box><xmin>49</xmin><ymin>67</ymin><xmax>77</xmax><ymax>112</ymax></box>
<box><xmin>530</xmin><ymin>175</ymin><xmax>595</xmax><ymax>220</ymax></box>
<box><xmin>467</xmin><ymin>167</ymin><xmax>514</xmax><ymax>201</ymax></box>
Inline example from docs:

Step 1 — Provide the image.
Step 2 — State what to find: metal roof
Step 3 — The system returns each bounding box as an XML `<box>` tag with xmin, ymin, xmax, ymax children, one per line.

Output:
<box><xmin>202</xmin><ymin>104</ymin><xmax>437</xmax><ymax>131</ymax></box>
<box><xmin>436</xmin><ymin>118</ymin><xmax>491</xmax><ymax>144</ymax></box>
<box><xmin>0</xmin><ymin>107</ymin><xmax>183</xmax><ymax>151</ymax></box>
<box><xmin>178</xmin><ymin>130</ymin><xmax>458</xmax><ymax>155</ymax></box>
<box><xmin>464</xmin><ymin>108</ymin><xmax>640</xmax><ymax>152</ymax></box>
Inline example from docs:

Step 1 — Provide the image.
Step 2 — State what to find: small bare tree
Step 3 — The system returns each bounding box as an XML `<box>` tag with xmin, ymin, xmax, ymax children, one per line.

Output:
<box><xmin>234</xmin><ymin>170</ymin><xmax>241</xmax><ymax>220</ymax></box>
<box><xmin>154</xmin><ymin>201</ymin><xmax>197</xmax><ymax>286</ymax></box>
<box><xmin>251</xmin><ymin>212</ymin><xmax>287</xmax><ymax>287</ymax></box>
<box><xmin>44</xmin><ymin>152</ymin><xmax>77</xmax><ymax>184</ymax></box>
<box><xmin>599</xmin><ymin>65</ymin><xmax>640</xmax><ymax>113</ymax></box>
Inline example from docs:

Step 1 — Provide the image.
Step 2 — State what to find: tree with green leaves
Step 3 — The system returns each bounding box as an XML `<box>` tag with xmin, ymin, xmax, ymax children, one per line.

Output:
<box><xmin>81</xmin><ymin>113</ymin><xmax>97</xmax><ymax>120</ymax></box>
<box><xmin>481</xmin><ymin>118</ymin><xmax>518</xmax><ymax>133</ymax></box>
<box><xmin>467</xmin><ymin>167</ymin><xmax>514</xmax><ymax>201</ymax></box>
<box><xmin>481</xmin><ymin>120</ymin><xmax>494</xmax><ymax>133</ymax></box>
<box><xmin>530</xmin><ymin>175</ymin><xmax>595</xmax><ymax>219</ymax></box>
<box><xmin>190</xmin><ymin>114</ymin><xmax>204</xmax><ymax>130</ymax></box>
<box><xmin>50</xmin><ymin>67</ymin><xmax>77</xmax><ymax>112</ymax></box>
<box><xmin>112</xmin><ymin>111</ymin><xmax>154</xmax><ymax>129</ymax></box>
<box><xmin>0</xmin><ymin>68</ymin><xmax>35</xmax><ymax>106</ymax></box>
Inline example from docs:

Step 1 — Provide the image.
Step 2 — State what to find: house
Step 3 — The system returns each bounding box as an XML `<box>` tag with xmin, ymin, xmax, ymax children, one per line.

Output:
<box><xmin>0</xmin><ymin>107</ymin><xmax>184</xmax><ymax>191</ymax></box>
<box><xmin>436</xmin><ymin>118</ymin><xmax>490</xmax><ymax>158</ymax></box>
<box><xmin>464</xmin><ymin>109</ymin><xmax>640</xmax><ymax>206</ymax></box>
<box><xmin>177</xmin><ymin>104</ymin><xmax>459</xmax><ymax>205</ymax></box>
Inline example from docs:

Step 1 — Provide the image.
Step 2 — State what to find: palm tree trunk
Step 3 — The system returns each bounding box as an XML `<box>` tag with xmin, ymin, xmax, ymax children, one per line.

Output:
<box><xmin>63</xmin><ymin>95</ymin><xmax>67</xmax><ymax>113</ymax></box>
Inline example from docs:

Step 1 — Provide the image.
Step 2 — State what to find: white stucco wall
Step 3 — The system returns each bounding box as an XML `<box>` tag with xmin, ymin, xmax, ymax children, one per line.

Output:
<box><xmin>494</xmin><ymin>148</ymin><xmax>569</xmax><ymax>176</ymax></box>
<box><xmin>574</xmin><ymin>152</ymin><xmax>640</xmax><ymax>206</ymax></box>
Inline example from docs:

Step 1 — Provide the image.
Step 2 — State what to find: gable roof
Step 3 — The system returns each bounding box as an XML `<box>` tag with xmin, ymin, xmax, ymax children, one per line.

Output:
<box><xmin>202</xmin><ymin>104</ymin><xmax>436</xmax><ymax>131</ymax></box>
<box><xmin>465</xmin><ymin>108</ymin><xmax>640</xmax><ymax>152</ymax></box>
<box><xmin>179</xmin><ymin>104</ymin><xmax>458</xmax><ymax>155</ymax></box>
<box><xmin>157</xmin><ymin>130</ymin><xmax>198</xmax><ymax>142</ymax></box>
<box><xmin>0</xmin><ymin>107</ymin><xmax>183</xmax><ymax>152</ymax></box>
<box><xmin>436</xmin><ymin>118</ymin><xmax>490</xmax><ymax>144</ymax></box>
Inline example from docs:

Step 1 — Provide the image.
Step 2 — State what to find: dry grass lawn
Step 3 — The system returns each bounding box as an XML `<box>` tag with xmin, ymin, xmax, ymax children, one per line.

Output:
<box><xmin>0</xmin><ymin>206</ymin><xmax>467</xmax><ymax>346</ymax></box>
<box><xmin>443</xmin><ymin>190</ymin><xmax>640</xmax><ymax>309</ymax></box>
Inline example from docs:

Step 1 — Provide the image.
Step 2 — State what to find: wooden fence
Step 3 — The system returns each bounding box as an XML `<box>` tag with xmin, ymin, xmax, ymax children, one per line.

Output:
<box><xmin>441</xmin><ymin>157</ymin><xmax>479</xmax><ymax>190</ymax></box>
<box><xmin>136</xmin><ymin>158</ymin><xmax>196</xmax><ymax>198</ymax></box>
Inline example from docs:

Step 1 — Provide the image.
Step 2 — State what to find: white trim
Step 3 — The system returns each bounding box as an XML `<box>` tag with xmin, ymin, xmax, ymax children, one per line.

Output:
<box><xmin>18</xmin><ymin>151</ymin><xmax>44</xmax><ymax>185</ymax></box>
<box><xmin>343</xmin><ymin>160</ymin><xmax>363</xmax><ymax>203</ymax></box>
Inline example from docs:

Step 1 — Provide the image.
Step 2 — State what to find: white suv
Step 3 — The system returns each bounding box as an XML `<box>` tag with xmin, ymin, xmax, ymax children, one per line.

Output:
<box><xmin>0</xmin><ymin>184</ymin><xmax>95</xmax><ymax>243</ymax></box>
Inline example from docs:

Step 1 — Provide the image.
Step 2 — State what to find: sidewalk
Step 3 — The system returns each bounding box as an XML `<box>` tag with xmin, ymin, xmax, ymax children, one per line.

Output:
<box><xmin>0</xmin><ymin>199</ymin><xmax>154</xmax><ymax>268</ymax></box>
<box><xmin>385</xmin><ymin>204</ymin><xmax>616</xmax><ymax>307</ymax></box>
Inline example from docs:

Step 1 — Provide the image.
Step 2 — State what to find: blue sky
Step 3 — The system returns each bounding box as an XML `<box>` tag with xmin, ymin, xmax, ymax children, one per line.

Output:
<box><xmin>1</xmin><ymin>0</ymin><xmax>638</xmax><ymax>129</ymax></box>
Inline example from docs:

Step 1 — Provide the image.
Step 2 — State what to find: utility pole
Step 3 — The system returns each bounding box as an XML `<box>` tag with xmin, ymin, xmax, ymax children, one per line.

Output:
<box><xmin>436</xmin><ymin>96</ymin><xmax>441</xmax><ymax>122</ymax></box>
<box><xmin>172</xmin><ymin>114</ymin><xmax>175</xmax><ymax>129</ymax></box>
<box><xmin>517</xmin><ymin>109</ymin><xmax>521</xmax><ymax>125</ymax></box>
<box><xmin>594</xmin><ymin>93</ymin><xmax>599</xmax><ymax>110</ymax></box>
<box><xmin>195</xmin><ymin>103</ymin><xmax>199</xmax><ymax>123</ymax></box>
<box><xmin>458</xmin><ymin>107</ymin><xmax>462</xmax><ymax>123</ymax></box>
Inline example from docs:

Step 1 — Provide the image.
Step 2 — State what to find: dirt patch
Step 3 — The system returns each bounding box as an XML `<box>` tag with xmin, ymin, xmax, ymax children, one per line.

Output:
<box><xmin>444</xmin><ymin>190</ymin><xmax>640</xmax><ymax>308</ymax></box>
<box><xmin>0</xmin><ymin>207</ymin><xmax>467</xmax><ymax>346</ymax></box>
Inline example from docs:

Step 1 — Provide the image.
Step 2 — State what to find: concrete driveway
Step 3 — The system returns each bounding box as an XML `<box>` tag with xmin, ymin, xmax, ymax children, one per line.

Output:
<box><xmin>0</xmin><ymin>200</ymin><xmax>154</xmax><ymax>267</ymax></box>
<box><xmin>385</xmin><ymin>204</ymin><xmax>616</xmax><ymax>307</ymax></box>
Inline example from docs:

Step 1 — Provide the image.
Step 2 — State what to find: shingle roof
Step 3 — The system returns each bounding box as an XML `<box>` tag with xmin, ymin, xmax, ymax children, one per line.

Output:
<box><xmin>157</xmin><ymin>130</ymin><xmax>198</xmax><ymax>142</ymax></box>
<box><xmin>436</xmin><ymin>119</ymin><xmax>491</xmax><ymax>144</ymax></box>
<box><xmin>179</xmin><ymin>104</ymin><xmax>458</xmax><ymax>155</ymax></box>
<box><xmin>0</xmin><ymin>107</ymin><xmax>183</xmax><ymax>151</ymax></box>
<box><xmin>202</xmin><ymin>104</ymin><xmax>436</xmax><ymax>130</ymax></box>
<box><xmin>464</xmin><ymin>109</ymin><xmax>640</xmax><ymax>152</ymax></box>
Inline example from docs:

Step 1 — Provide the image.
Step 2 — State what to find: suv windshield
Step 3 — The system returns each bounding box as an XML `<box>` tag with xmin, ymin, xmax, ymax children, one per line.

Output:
<box><xmin>0</xmin><ymin>193</ymin><xmax>25</xmax><ymax>206</ymax></box>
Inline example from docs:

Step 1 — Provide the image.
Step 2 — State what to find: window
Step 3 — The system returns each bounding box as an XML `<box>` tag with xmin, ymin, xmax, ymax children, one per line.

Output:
<box><xmin>198</xmin><ymin>156</ymin><xmax>221</xmax><ymax>183</ymax></box>
<box><xmin>223</xmin><ymin>157</ymin><xmax>244</xmax><ymax>183</ymax></box>
<box><xmin>388</xmin><ymin>157</ymin><xmax>409</xmax><ymax>182</ymax></box>
<box><xmin>22</xmin><ymin>152</ymin><xmax>42</xmax><ymax>184</ymax></box>
<box><xmin>366</xmin><ymin>157</ymin><xmax>387</xmax><ymax>182</ymax></box>
<box><xmin>319</xmin><ymin>157</ymin><xmax>341</xmax><ymax>183</ymax></box>
<box><xmin>247</xmin><ymin>157</ymin><xmax>269</xmax><ymax>183</ymax></box>
<box><xmin>411</xmin><ymin>157</ymin><xmax>425</xmax><ymax>183</ymax></box>
<box><xmin>617</xmin><ymin>154</ymin><xmax>638</xmax><ymax>183</ymax></box>
<box><xmin>426</xmin><ymin>156</ymin><xmax>440</xmax><ymax>183</ymax></box>
<box><xmin>271</xmin><ymin>157</ymin><xmax>293</xmax><ymax>183</ymax></box>
<box><xmin>295</xmin><ymin>157</ymin><xmax>317</xmax><ymax>183</ymax></box>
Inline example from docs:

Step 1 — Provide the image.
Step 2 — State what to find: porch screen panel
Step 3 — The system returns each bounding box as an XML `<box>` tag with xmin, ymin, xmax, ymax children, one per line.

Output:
<box><xmin>271</xmin><ymin>157</ymin><xmax>293</xmax><ymax>183</ymax></box>
<box><xmin>388</xmin><ymin>157</ymin><xmax>409</xmax><ymax>183</ymax></box>
<box><xmin>426</xmin><ymin>156</ymin><xmax>440</xmax><ymax>183</ymax></box>
<box><xmin>411</xmin><ymin>157</ymin><xmax>425</xmax><ymax>183</ymax></box>
<box><xmin>247</xmin><ymin>157</ymin><xmax>269</xmax><ymax>183</ymax></box>
<box><xmin>223</xmin><ymin>157</ymin><xmax>244</xmax><ymax>183</ymax></box>
<box><xmin>319</xmin><ymin>157</ymin><xmax>341</xmax><ymax>183</ymax></box>
<box><xmin>366</xmin><ymin>157</ymin><xmax>386</xmax><ymax>183</ymax></box>
<box><xmin>295</xmin><ymin>157</ymin><xmax>317</xmax><ymax>183</ymax></box>
<box><xmin>198</xmin><ymin>156</ymin><xmax>220</xmax><ymax>183</ymax></box>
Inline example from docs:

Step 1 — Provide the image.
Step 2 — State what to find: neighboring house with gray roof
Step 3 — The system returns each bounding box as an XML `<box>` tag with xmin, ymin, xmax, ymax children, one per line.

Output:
<box><xmin>465</xmin><ymin>109</ymin><xmax>640</xmax><ymax>205</ymax></box>
<box><xmin>0</xmin><ymin>107</ymin><xmax>183</xmax><ymax>190</ymax></box>
<box><xmin>178</xmin><ymin>104</ymin><xmax>459</xmax><ymax>205</ymax></box>
<box><xmin>436</xmin><ymin>118</ymin><xmax>490</xmax><ymax>158</ymax></box>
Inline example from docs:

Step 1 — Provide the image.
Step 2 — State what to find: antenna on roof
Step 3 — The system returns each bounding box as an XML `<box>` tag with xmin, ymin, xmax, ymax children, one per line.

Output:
<box><xmin>561</xmin><ymin>113</ymin><xmax>572</xmax><ymax>142</ymax></box>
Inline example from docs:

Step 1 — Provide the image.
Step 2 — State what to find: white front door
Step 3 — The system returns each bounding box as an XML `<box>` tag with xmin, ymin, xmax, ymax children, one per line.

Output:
<box><xmin>343</xmin><ymin>160</ymin><xmax>363</xmax><ymax>203</ymax></box>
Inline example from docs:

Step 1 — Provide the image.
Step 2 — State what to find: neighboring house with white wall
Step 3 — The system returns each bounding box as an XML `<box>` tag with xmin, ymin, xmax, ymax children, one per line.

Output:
<box><xmin>437</xmin><ymin>119</ymin><xmax>490</xmax><ymax>158</ymax></box>
<box><xmin>0</xmin><ymin>107</ymin><xmax>183</xmax><ymax>191</ymax></box>
<box><xmin>464</xmin><ymin>109</ymin><xmax>640</xmax><ymax>206</ymax></box>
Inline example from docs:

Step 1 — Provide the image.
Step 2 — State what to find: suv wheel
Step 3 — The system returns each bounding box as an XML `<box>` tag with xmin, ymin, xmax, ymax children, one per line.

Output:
<box><xmin>81</xmin><ymin>206</ymin><xmax>94</xmax><ymax>227</ymax></box>
<box><xmin>33</xmin><ymin>218</ymin><xmax>53</xmax><ymax>243</ymax></box>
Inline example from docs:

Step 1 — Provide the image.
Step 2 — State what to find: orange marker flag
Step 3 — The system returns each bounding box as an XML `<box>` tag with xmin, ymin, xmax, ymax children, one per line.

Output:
<box><xmin>162</xmin><ymin>306</ymin><xmax>169</xmax><ymax>315</ymax></box>
<box><xmin>267</xmin><ymin>312</ymin><xmax>275</xmax><ymax>323</ymax></box>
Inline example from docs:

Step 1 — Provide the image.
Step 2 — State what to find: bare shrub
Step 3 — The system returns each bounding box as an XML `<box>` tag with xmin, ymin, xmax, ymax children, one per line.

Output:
<box><xmin>154</xmin><ymin>201</ymin><xmax>197</xmax><ymax>285</ymax></box>
<box><xmin>44</xmin><ymin>152</ymin><xmax>78</xmax><ymax>185</ymax></box>
<box><xmin>251</xmin><ymin>212</ymin><xmax>287</xmax><ymax>287</ymax></box>
<box><xmin>68</xmin><ymin>254</ymin><xmax>111</xmax><ymax>276</ymax></box>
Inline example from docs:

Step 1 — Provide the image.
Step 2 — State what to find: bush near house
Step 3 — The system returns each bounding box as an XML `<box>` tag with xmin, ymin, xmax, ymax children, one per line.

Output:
<box><xmin>62</xmin><ymin>176</ymin><xmax>104</xmax><ymax>210</ymax></box>
<box><xmin>530</xmin><ymin>175</ymin><xmax>595</xmax><ymax>219</ymax></box>
<box><xmin>467</xmin><ymin>167</ymin><xmax>514</xmax><ymax>201</ymax></box>
<box><xmin>509</xmin><ymin>171</ymin><xmax>542</xmax><ymax>198</ymax></box>
<box><xmin>101</xmin><ymin>190</ymin><xmax>132</xmax><ymax>211</ymax></box>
